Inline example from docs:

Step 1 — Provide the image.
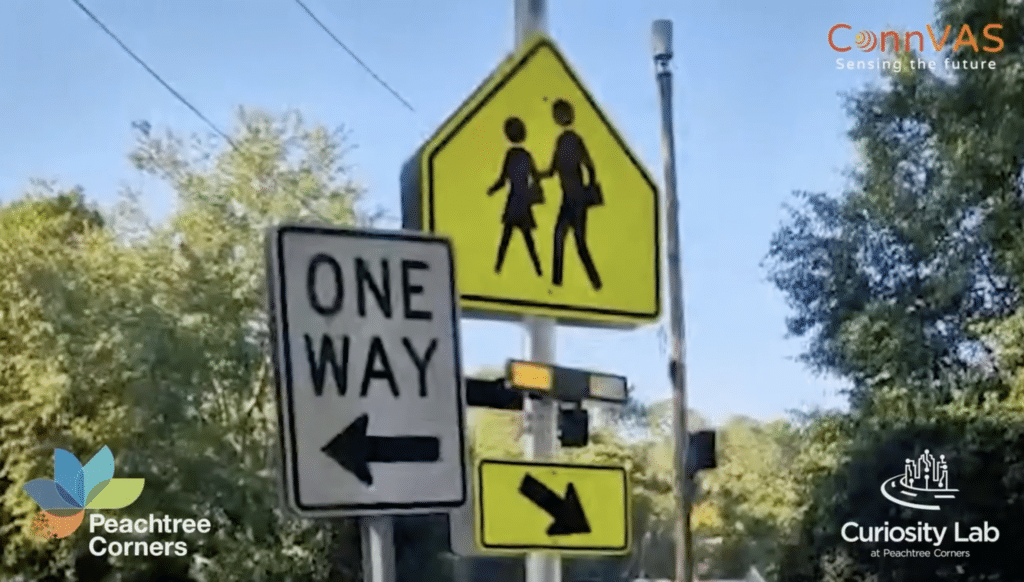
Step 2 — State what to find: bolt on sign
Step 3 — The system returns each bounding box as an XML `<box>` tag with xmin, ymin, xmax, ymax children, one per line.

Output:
<box><xmin>402</xmin><ymin>34</ymin><xmax>661</xmax><ymax>327</ymax></box>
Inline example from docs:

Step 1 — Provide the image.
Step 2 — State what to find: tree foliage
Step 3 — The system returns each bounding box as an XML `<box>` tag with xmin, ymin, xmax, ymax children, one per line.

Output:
<box><xmin>765</xmin><ymin>0</ymin><xmax>1024</xmax><ymax>579</ymax></box>
<box><xmin>1</xmin><ymin>107</ymin><xmax>364</xmax><ymax>581</ymax></box>
<box><xmin>766</xmin><ymin>0</ymin><xmax>1024</xmax><ymax>406</ymax></box>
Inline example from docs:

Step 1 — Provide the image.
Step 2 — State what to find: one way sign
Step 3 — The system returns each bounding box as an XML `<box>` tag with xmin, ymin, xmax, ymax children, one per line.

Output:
<box><xmin>267</xmin><ymin>225</ymin><xmax>467</xmax><ymax>517</ymax></box>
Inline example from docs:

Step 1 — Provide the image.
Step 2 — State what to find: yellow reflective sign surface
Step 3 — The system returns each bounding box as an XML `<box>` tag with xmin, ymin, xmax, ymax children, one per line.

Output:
<box><xmin>414</xmin><ymin>35</ymin><xmax>660</xmax><ymax>326</ymax></box>
<box><xmin>476</xmin><ymin>459</ymin><xmax>629</xmax><ymax>553</ymax></box>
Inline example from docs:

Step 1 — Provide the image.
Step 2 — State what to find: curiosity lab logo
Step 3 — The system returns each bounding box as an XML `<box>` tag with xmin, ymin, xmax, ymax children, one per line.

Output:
<box><xmin>881</xmin><ymin>449</ymin><xmax>957</xmax><ymax>511</ymax></box>
<box><xmin>829</xmin><ymin>23</ymin><xmax>1005</xmax><ymax>53</ymax></box>
<box><xmin>23</xmin><ymin>446</ymin><xmax>144</xmax><ymax>539</ymax></box>
<box><xmin>843</xmin><ymin>450</ymin><xmax>999</xmax><ymax>551</ymax></box>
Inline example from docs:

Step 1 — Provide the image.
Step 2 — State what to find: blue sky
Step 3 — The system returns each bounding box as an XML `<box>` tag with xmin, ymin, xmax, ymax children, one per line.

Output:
<box><xmin>1</xmin><ymin>0</ymin><xmax>941</xmax><ymax>424</ymax></box>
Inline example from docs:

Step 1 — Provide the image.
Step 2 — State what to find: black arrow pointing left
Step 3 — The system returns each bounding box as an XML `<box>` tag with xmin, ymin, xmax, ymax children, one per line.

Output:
<box><xmin>321</xmin><ymin>414</ymin><xmax>440</xmax><ymax>486</ymax></box>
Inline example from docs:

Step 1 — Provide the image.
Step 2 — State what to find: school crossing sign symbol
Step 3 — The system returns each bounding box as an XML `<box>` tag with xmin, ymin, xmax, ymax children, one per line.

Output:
<box><xmin>402</xmin><ymin>34</ymin><xmax>661</xmax><ymax>327</ymax></box>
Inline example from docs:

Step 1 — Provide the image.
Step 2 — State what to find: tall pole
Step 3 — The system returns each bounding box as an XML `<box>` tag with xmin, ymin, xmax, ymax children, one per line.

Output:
<box><xmin>521</xmin><ymin>315</ymin><xmax>559</xmax><ymax>582</ymax></box>
<box><xmin>514</xmin><ymin>0</ymin><xmax>559</xmax><ymax>575</ymax></box>
<box><xmin>361</xmin><ymin>515</ymin><xmax>397</xmax><ymax>582</ymax></box>
<box><xmin>515</xmin><ymin>0</ymin><xmax>546</xmax><ymax>49</ymax></box>
<box><xmin>652</xmin><ymin>19</ymin><xmax>692</xmax><ymax>582</ymax></box>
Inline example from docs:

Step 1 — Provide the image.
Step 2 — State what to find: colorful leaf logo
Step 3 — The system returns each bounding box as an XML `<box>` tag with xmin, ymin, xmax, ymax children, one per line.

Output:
<box><xmin>23</xmin><ymin>446</ymin><xmax>144</xmax><ymax>539</ymax></box>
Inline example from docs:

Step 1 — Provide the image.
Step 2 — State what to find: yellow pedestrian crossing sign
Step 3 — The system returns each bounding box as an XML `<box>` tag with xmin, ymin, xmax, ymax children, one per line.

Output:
<box><xmin>475</xmin><ymin>459</ymin><xmax>630</xmax><ymax>553</ymax></box>
<box><xmin>402</xmin><ymin>34</ymin><xmax>661</xmax><ymax>327</ymax></box>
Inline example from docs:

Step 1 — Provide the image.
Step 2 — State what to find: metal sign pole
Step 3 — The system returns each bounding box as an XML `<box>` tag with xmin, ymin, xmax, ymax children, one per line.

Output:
<box><xmin>652</xmin><ymin>20</ymin><xmax>692</xmax><ymax>582</ymax></box>
<box><xmin>521</xmin><ymin>316</ymin><xmax>559</xmax><ymax>582</ymax></box>
<box><xmin>514</xmin><ymin>2</ymin><xmax>559</xmax><ymax>581</ymax></box>
<box><xmin>361</xmin><ymin>515</ymin><xmax>397</xmax><ymax>582</ymax></box>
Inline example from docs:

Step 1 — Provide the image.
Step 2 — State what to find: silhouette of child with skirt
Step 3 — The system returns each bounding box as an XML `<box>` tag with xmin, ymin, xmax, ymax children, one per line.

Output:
<box><xmin>487</xmin><ymin>116</ymin><xmax>543</xmax><ymax>276</ymax></box>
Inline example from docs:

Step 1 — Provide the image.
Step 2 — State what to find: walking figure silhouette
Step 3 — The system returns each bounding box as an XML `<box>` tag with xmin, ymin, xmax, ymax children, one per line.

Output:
<box><xmin>487</xmin><ymin>116</ymin><xmax>544</xmax><ymax>276</ymax></box>
<box><xmin>541</xmin><ymin>99</ymin><xmax>602</xmax><ymax>290</ymax></box>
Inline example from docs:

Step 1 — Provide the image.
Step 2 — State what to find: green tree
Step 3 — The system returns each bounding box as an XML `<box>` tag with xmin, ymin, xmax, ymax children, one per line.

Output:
<box><xmin>466</xmin><ymin>366</ymin><xmax>524</xmax><ymax>463</ymax></box>
<box><xmin>765</xmin><ymin>0</ymin><xmax>1024</xmax><ymax>579</ymax></box>
<box><xmin>777</xmin><ymin>399</ymin><xmax>1024</xmax><ymax>582</ymax></box>
<box><xmin>699</xmin><ymin>416</ymin><xmax>802</xmax><ymax>580</ymax></box>
<box><xmin>1</xmin><ymin>107</ymin><xmax>365</xmax><ymax>581</ymax></box>
<box><xmin>766</xmin><ymin>0</ymin><xmax>1024</xmax><ymax>408</ymax></box>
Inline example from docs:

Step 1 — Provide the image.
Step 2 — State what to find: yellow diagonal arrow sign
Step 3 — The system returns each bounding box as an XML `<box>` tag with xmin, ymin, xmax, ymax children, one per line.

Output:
<box><xmin>475</xmin><ymin>459</ymin><xmax>630</xmax><ymax>554</ymax></box>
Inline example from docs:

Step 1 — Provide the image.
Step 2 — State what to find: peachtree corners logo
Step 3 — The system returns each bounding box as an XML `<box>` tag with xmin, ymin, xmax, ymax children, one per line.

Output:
<box><xmin>881</xmin><ymin>449</ymin><xmax>958</xmax><ymax>511</ymax></box>
<box><xmin>23</xmin><ymin>445</ymin><xmax>144</xmax><ymax>539</ymax></box>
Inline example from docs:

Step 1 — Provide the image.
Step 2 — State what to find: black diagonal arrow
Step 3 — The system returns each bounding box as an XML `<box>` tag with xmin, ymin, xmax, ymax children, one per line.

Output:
<box><xmin>518</xmin><ymin>473</ymin><xmax>591</xmax><ymax>535</ymax></box>
<box><xmin>321</xmin><ymin>414</ymin><xmax>440</xmax><ymax>486</ymax></box>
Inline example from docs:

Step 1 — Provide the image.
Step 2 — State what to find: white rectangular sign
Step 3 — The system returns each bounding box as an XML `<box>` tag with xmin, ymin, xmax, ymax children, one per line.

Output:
<box><xmin>267</xmin><ymin>225</ymin><xmax>467</xmax><ymax>516</ymax></box>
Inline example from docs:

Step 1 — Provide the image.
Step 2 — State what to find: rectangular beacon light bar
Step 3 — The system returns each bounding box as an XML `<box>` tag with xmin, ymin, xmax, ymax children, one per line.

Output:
<box><xmin>506</xmin><ymin>360</ymin><xmax>628</xmax><ymax>403</ymax></box>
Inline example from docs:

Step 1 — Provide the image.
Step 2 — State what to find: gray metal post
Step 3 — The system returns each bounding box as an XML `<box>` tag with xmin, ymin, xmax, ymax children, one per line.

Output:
<box><xmin>361</xmin><ymin>515</ymin><xmax>397</xmax><ymax>582</ymax></box>
<box><xmin>514</xmin><ymin>0</ymin><xmax>547</xmax><ymax>47</ymax></box>
<box><xmin>652</xmin><ymin>19</ymin><xmax>692</xmax><ymax>582</ymax></box>
<box><xmin>638</xmin><ymin>530</ymin><xmax>653</xmax><ymax>579</ymax></box>
<box><xmin>521</xmin><ymin>316</ymin><xmax>558</xmax><ymax>582</ymax></box>
<box><xmin>514</xmin><ymin>0</ymin><xmax>560</xmax><ymax>577</ymax></box>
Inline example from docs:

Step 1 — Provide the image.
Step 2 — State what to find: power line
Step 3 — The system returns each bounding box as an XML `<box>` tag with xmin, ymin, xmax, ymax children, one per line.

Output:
<box><xmin>293</xmin><ymin>0</ymin><xmax>416</xmax><ymax>113</ymax></box>
<box><xmin>68</xmin><ymin>0</ymin><xmax>330</xmax><ymax>222</ymax></box>
<box><xmin>69</xmin><ymin>0</ymin><xmax>237</xmax><ymax>149</ymax></box>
